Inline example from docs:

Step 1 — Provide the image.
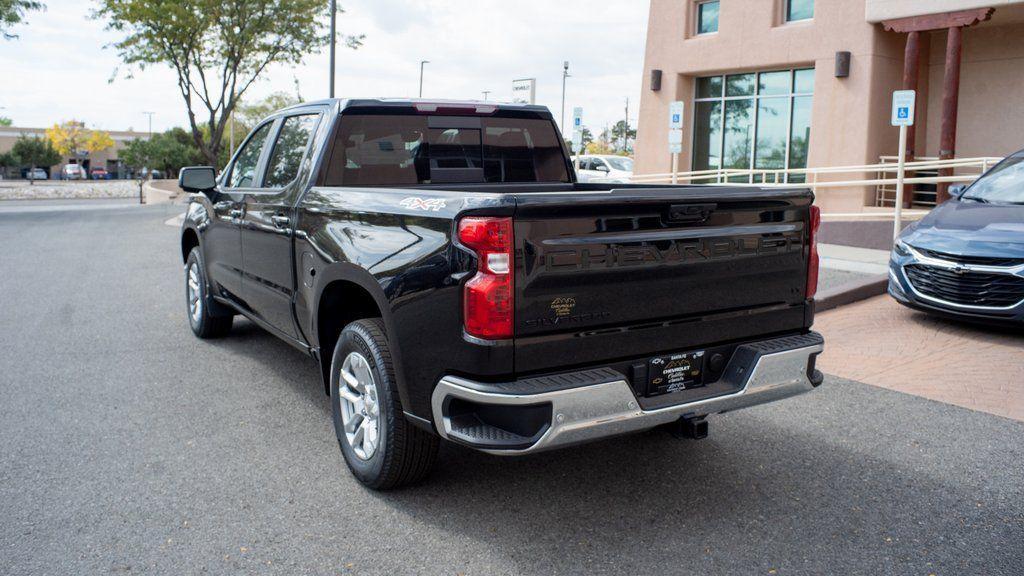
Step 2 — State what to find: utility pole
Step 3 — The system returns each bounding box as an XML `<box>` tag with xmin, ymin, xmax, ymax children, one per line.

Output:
<box><xmin>482</xmin><ymin>90</ymin><xmax>491</xmax><ymax>101</ymax></box>
<box><xmin>623</xmin><ymin>98</ymin><xmax>630</xmax><ymax>153</ymax></box>
<box><xmin>560</xmin><ymin>61</ymin><xmax>570</xmax><ymax>131</ymax></box>
<box><xmin>419</xmin><ymin>60</ymin><xmax>430</xmax><ymax>98</ymax></box>
<box><xmin>329</xmin><ymin>0</ymin><xmax>337</xmax><ymax>98</ymax></box>
<box><xmin>142</xmin><ymin>111</ymin><xmax>155</xmax><ymax>140</ymax></box>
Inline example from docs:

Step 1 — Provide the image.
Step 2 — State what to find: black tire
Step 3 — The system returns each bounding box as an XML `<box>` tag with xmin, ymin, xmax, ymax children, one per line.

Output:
<box><xmin>185</xmin><ymin>247</ymin><xmax>233</xmax><ymax>338</ymax></box>
<box><xmin>330</xmin><ymin>318</ymin><xmax>439</xmax><ymax>490</ymax></box>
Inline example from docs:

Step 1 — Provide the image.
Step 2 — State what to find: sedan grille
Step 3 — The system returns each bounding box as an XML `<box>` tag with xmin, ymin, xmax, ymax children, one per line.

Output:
<box><xmin>905</xmin><ymin>264</ymin><xmax>1024</xmax><ymax>308</ymax></box>
<box><xmin>916</xmin><ymin>247</ymin><xmax>1024</xmax><ymax>267</ymax></box>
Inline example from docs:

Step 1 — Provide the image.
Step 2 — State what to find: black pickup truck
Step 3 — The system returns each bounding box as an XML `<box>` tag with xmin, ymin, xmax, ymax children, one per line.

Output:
<box><xmin>178</xmin><ymin>98</ymin><xmax>824</xmax><ymax>489</ymax></box>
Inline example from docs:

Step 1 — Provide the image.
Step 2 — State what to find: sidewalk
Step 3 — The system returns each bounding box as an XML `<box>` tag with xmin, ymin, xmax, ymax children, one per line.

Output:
<box><xmin>815</xmin><ymin>295</ymin><xmax>1024</xmax><ymax>422</ymax></box>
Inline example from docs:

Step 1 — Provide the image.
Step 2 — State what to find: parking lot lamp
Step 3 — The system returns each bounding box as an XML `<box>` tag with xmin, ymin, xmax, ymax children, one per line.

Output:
<box><xmin>419</xmin><ymin>60</ymin><xmax>429</xmax><ymax>98</ymax></box>
<box><xmin>561</xmin><ymin>61</ymin><xmax>570</xmax><ymax>131</ymax></box>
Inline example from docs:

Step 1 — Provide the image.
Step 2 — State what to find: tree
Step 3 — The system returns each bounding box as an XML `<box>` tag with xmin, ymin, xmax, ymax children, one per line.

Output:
<box><xmin>96</xmin><ymin>0</ymin><xmax>363</xmax><ymax>167</ymax></box>
<box><xmin>45</xmin><ymin>120</ymin><xmax>89</xmax><ymax>157</ymax></box>
<box><xmin>0</xmin><ymin>116</ymin><xmax>12</xmax><ymax>126</ymax></box>
<box><xmin>11</xmin><ymin>135</ymin><xmax>60</xmax><ymax>185</ymax></box>
<box><xmin>1</xmin><ymin>0</ymin><xmax>43</xmax><ymax>39</ymax></box>
<box><xmin>610</xmin><ymin>121</ymin><xmax>637</xmax><ymax>154</ymax></box>
<box><xmin>237</xmin><ymin>91</ymin><xmax>303</xmax><ymax>128</ymax></box>
<box><xmin>0</xmin><ymin>150</ymin><xmax>20</xmax><ymax>178</ymax></box>
<box><xmin>121</xmin><ymin>127</ymin><xmax>204</xmax><ymax>178</ymax></box>
<box><xmin>86</xmin><ymin>130</ymin><xmax>115</xmax><ymax>154</ymax></box>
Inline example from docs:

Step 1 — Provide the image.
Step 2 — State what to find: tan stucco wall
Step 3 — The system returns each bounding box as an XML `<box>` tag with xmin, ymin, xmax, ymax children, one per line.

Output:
<box><xmin>636</xmin><ymin>0</ymin><xmax>1024</xmax><ymax>212</ymax></box>
<box><xmin>922</xmin><ymin>22</ymin><xmax>1024</xmax><ymax>159</ymax></box>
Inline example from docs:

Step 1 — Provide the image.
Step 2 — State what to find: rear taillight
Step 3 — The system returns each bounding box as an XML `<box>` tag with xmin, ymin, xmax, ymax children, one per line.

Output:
<box><xmin>458</xmin><ymin>217</ymin><xmax>514</xmax><ymax>340</ymax></box>
<box><xmin>806</xmin><ymin>205</ymin><xmax>821</xmax><ymax>299</ymax></box>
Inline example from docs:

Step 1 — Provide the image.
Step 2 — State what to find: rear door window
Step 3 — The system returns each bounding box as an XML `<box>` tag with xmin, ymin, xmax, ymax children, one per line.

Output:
<box><xmin>323</xmin><ymin>114</ymin><xmax>570</xmax><ymax>186</ymax></box>
<box><xmin>263</xmin><ymin>114</ymin><xmax>320</xmax><ymax>188</ymax></box>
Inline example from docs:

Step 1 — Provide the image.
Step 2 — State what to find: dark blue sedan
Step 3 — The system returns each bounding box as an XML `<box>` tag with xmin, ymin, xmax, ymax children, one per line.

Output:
<box><xmin>889</xmin><ymin>149</ymin><xmax>1024</xmax><ymax>325</ymax></box>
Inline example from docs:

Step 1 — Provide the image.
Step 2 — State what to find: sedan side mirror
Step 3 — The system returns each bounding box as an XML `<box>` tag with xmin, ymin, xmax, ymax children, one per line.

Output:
<box><xmin>595</xmin><ymin>165</ymin><xmax>610</xmax><ymax>173</ymax></box>
<box><xmin>948</xmin><ymin>184</ymin><xmax>967</xmax><ymax>199</ymax></box>
<box><xmin>179</xmin><ymin>166</ymin><xmax>218</xmax><ymax>194</ymax></box>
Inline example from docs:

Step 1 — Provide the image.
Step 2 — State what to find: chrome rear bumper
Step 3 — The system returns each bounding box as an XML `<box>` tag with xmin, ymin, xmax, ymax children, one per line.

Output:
<box><xmin>431</xmin><ymin>332</ymin><xmax>824</xmax><ymax>455</ymax></box>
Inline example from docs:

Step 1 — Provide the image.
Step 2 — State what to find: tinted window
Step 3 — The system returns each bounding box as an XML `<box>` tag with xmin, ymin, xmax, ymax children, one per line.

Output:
<box><xmin>697</xmin><ymin>1</ymin><xmax>719</xmax><ymax>34</ymax></box>
<box><xmin>228</xmin><ymin>122</ymin><xmax>272</xmax><ymax>188</ymax></box>
<box><xmin>323</xmin><ymin>114</ymin><xmax>570</xmax><ymax>186</ymax></box>
<box><xmin>787</xmin><ymin>0</ymin><xmax>813</xmax><ymax>21</ymax></box>
<box><xmin>263</xmin><ymin>114</ymin><xmax>319</xmax><ymax>188</ymax></box>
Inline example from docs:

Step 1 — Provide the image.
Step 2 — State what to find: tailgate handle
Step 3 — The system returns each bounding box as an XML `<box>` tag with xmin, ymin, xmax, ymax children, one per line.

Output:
<box><xmin>669</xmin><ymin>203</ymin><xmax>716</xmax><ymax>223</ymax></box>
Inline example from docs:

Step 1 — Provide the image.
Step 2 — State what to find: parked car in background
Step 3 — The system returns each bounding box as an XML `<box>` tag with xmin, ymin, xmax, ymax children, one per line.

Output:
<box><xmin>62</xmin><ymin>164</ymin><xmax>86</xmax><ymax>180</ymax></box>
<box><xmin>573</xmin><ymin>154</ymin><xmax>634</xmax><ymax>183</ymax></box>
<box><xmin>889</xmin><ymin>148</ymin><xmax>1024</xmax><ymax>325</ymax></box>
<box><xmin>26</xmin><ymin>168</ymin><xmax>48</xmax><ymax>181</ymax></box>
<box><xmin>90</xmin><ymin>167</ymin><xmax>110</xmax><ymax>180</ymax></box>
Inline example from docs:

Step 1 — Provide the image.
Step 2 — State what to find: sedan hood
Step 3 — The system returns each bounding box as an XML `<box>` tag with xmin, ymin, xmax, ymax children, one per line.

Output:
<box><xmin>903</xmin><ymin>200</ymin><xmax>1024</xmax><ymax>259</ymax></box>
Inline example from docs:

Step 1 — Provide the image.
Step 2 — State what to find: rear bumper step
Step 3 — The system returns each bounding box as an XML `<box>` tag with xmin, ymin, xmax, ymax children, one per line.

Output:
<box><xmin>431</xmin><ymin>332</ymin><xmax>824</xmax><ymax>454</ymax></box>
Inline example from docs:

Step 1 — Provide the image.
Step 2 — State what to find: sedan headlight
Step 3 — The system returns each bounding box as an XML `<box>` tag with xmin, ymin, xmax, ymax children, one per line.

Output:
<box><xmin>893</xmin><ymin>239</ymin><xmax>912</xmax><ymax>257</ymax></box>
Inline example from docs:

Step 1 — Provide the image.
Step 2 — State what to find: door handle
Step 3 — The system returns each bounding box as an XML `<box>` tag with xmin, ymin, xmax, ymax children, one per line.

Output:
<box><xmin>271</xmin><ymin>215</ymin><xmax>291</xmax><ymax>228</ymax></box>
<box><xmin>229</xmin><ymin>209</ymin><xmax>243</xmax><ymax>218</ymax></box>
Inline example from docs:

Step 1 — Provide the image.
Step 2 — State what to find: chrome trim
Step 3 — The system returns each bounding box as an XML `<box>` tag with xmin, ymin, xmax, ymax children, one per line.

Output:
<box><xmin>900</xmin><ymin>244</ymin><xmax>1024</xmax><ymax>312</ymax></box>
<box><xmin>431</xmin><ymin>341</ymin><xmax>823</xmax><ymax>455</ymax></box>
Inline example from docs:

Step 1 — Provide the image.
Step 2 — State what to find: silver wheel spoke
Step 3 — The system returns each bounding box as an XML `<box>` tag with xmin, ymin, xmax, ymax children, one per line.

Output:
<box><xmin>338</xmin><ymin>351</ymin><xmax>382</xmax><ymax>461</ymax></box>
<box><xmin>338</xmin><ymin>387</ymin><xmax>360</xmax><ymax>405</ymax></box>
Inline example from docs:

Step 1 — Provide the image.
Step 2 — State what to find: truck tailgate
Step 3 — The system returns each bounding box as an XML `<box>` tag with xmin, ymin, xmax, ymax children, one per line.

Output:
<box><xmin>512</xmin><ymin>187</ymin><xmax>813</xmax><ymax>373</ymax></box>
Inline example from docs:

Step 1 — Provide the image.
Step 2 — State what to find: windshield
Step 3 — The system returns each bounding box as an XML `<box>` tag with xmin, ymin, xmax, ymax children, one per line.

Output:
<box><xmin>963</xmin><ymin>155</ymin><xmax>1024</xmax><ymax>204</ymax></box>
<box><xmin>605</xmin><ymin>157</ymin><xmax>633</xmax><ymax>172</ymax></box>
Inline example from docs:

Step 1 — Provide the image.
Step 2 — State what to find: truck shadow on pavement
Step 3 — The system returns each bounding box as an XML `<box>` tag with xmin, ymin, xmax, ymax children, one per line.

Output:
<box><xmin>201</xmin><ymin>318</ymin><xmax>1022</xmax><ymax>575</ymax></box>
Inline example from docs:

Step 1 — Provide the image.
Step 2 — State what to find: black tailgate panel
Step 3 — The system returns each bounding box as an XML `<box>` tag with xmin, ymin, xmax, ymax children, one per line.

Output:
<box><xmin>511</xmin><ymin>187</ymin><xmax>813</xmax><ymax>373</ymax></box>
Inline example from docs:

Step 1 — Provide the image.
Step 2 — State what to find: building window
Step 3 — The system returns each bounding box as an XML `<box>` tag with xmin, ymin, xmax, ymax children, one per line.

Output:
<box><xmin>696</xmin><ymin>1</ymin><xmax>719</xmax><ymax>35</ymax></box>
<box><xmin>692</xmin><ymin>68</ymin><xmax>814</xmax><ymax>183</ymax></box>
<box><xmin>786</xmin><ymin>0</ymin><xmax>813</xmax><ymax>22</ymax></box>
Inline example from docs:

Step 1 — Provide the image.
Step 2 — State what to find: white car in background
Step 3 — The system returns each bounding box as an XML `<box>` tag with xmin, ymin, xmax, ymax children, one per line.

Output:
<box><xmin>62</xmin><ymin>164</ymin><xmax>87</xmax><ymax>180</ymax></box>
<box><xmin>573</xmin><ymin>155</ymin><xmax>634</xmax><ymax>183</ymax></box>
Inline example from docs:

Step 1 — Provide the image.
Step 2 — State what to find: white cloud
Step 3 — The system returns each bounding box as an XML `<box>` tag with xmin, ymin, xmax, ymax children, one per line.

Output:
<box><xmin>0</xmin><ymin>0</ymin><xmax>649</xmax><ymax>138</ymax></box>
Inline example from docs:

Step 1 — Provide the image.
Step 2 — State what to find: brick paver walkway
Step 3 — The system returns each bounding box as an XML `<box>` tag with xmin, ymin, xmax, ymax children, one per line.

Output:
<box><xmin>814</xmin><ymin>296</ymin><xmax>1024</xmax><ymax>422</ymax></box>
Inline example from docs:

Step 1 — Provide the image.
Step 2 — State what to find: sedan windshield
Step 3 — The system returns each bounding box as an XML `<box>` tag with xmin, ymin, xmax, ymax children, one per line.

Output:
<box><xmin>963</xmin><ymin>155</ymin><xmax>1024</xmax><ymax>204</ymax></box>
<box><xmin>605</xmin><ymin>157</ymin><xmax>634</xmax><ymax>172</ymax></box>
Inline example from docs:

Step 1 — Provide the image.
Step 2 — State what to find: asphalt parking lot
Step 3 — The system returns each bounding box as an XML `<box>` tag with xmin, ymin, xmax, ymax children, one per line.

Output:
<box><xmin>1</xmin><ymin>205</ymin><xmax>1022</xmax><ymax>575</ymax></box>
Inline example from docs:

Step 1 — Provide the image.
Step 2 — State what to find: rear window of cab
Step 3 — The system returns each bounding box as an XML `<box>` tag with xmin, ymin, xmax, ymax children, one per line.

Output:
<box><xmin>322</xmin><ymin>113</ymin><xmax>571</xmax><ymax>186</ymax></box>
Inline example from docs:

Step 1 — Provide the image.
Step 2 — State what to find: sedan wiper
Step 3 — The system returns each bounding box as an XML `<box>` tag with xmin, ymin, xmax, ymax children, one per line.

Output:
<box><xmin>962</xmin><ymin>195</ymin><xmax>989</xmax><ymax>203</ymax></box>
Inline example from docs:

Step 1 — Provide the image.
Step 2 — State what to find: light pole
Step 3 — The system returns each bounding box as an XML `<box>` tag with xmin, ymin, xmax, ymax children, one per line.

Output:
<box><xmin>329</xmin><ymin>0</ymin><xmax>337</xmax><ymax>98</ymax></box>
<box><xmin>419</xmin><ymin>60</ymin><xmax>429</xmax><ymax>98</ymax></box>
<box><xmin>142</xmin><ymin>111</ymin><xmax>155</xmax><ymax>139</ymax></box>
<box><xmin>482</xmin><ymin>90</ymin><xmax>491</xmax><ymax>101</ymax></box>
<box><xmin>560</xmin><ymin>61</ymin><xmax>570</xmax><ymax>132</ymax></box>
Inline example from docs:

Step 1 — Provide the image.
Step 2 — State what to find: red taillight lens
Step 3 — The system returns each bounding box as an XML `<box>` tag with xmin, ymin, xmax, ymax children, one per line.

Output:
<box><xmin>458</xmin><ymin>217</ymin><xmax>513</xmax><ymax>340</ymax></box>
<box><xmin>806</xmin><ymin>205</ymin><xmax>821</xmax><ymax>299</ymax></box>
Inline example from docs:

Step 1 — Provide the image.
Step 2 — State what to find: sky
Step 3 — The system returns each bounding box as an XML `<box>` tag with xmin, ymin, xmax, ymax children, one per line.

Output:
<box><xmin>0</xmin><ymin>0</ymin><xmax>650</xmax><ymax>137</ymax></box>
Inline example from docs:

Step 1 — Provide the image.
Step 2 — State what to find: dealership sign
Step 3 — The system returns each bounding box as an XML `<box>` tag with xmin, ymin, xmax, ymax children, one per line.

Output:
<box><xmin>512</xmin><ymin>78</ymin><xmax>536</xmax><ymax>104</ymax></box>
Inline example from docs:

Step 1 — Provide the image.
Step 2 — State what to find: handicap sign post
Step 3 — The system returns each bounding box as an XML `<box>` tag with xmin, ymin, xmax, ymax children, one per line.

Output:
<box><xmin>891</xmin><ymin>90</ymin><xmax>916</xmax><ymax>242</ymax></box>
<box><xmin>572</xmin><ymin>107</ymin><xmax>584</xmax><ymax>171</ymax></box>
<box><xmin>668</xmin><ymin>101</ymin><xmax>684</xmax><ymax>184</ymax></box>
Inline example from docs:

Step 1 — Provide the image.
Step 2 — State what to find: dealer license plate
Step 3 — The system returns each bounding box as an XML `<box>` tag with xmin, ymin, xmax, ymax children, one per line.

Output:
<box><xmin>648</xmin><ymin>350</ymin><xmax>705</xmax><ymax>395</ymax></box>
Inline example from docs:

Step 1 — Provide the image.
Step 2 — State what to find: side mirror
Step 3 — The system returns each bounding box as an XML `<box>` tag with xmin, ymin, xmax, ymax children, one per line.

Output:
<box><xmin>948</xmin><ymin>184</ymin><xmax>967</xmax><ymax>198</ymax></box>
<box><xmin>595</xmin><ymin>164</ymin><xmax>610</xmax><ymax>173</ymax></box>
<box><xmin>179</xmin><ymin>166</ymin><xmax>217</xmax><ymax>194</ymax></box>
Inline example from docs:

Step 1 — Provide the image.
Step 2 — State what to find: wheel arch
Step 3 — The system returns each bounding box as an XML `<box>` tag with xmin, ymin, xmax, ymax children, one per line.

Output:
<box><xmin>313</xmin><ymin>264</ymin><xmax>404</xmax><ymax>400</ymax></box>
<box><xmin>181</xmin><ymin>226</ymin><xmax>200</xmax><ymax>264</ymax></box>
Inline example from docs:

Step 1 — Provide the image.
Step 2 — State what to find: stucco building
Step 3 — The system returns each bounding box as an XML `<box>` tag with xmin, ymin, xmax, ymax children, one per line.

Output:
<box><xmin>0</xmin><ymin>126</ymin><xmax>148</xmax><ymax>179</ymax></box>
<box><xmin>635</xmin><ymin>0</ymin><xmax>1024</xmax><ymax>212</ymax></box>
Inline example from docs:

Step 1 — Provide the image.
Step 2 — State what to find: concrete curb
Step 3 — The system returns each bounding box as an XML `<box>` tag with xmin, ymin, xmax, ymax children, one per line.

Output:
<box><xmin>816</xmin><ymin>274</ymin><xmax>889</xmax><ymax>313</ymax></box>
